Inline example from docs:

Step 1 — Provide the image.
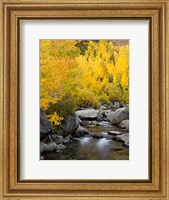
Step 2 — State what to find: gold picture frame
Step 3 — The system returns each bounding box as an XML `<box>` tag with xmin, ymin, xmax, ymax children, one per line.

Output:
<box><xmin>0</xmin><ymin>0</ymin><xmax>169</xmax><ymax>199</ymax></box>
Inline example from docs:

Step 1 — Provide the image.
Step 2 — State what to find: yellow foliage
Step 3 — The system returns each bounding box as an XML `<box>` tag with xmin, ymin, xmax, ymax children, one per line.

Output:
<box><xmin>40</xmin><ymin>40</ymin><xmax>129</xmax><ymax>125</ymax></box>
<box><xmin>48</xmin><ymin>112</ymin><xmax>63</xmax><ymax>126</ymax></box>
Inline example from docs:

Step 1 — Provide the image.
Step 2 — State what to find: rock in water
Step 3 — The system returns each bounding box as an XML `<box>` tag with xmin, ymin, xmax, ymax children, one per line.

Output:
<box><xmin>75</xmin><ymin>109</ymin><xmax>98</xmax><ymax>120</ymax></box>
<box><xmin>108</xmin><ymin>131</ymin><xmax>123</xmax><ymax>135</ymax></box>
<box><xmin>74</xmin><ymin>126</ymin><xmax>91</xmax><ymax>137</ymax></box>
<box><xmin>80</xmin><ymin>120</ymin><xmax>90</xmax><ymax>127</ymax></box>
<box><xmin>119</xmin><ymin>120</ymin><xmax>129</xmax><ymax>131</ymax></box>
<box><xmin>40</xmin><ymin>109</ymin><xmax>53</xmax><ymax>139</ymax></box>
<box><xmin>59</xmin><ymin>115</ymin><xmax>79</xmax><ymax>137</ymax></box>
<box><xmin>108</xmin><ymin>107</ymin><xmax>129</xmax><ymax>125</ymax></box>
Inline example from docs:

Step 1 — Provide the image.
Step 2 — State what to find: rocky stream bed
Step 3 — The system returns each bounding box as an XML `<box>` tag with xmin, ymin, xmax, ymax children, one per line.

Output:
<box><xmin>40</xmin><ymin>104</ymin><xmax>129</xmax><ymax>160</ymax></box>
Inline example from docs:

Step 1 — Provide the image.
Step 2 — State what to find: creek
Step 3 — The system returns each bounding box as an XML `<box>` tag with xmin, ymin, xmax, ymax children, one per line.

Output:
<box><xmin>43</xmin><ymin>121</ymin><xmax>129</xmax><ymax>160</ymax></box>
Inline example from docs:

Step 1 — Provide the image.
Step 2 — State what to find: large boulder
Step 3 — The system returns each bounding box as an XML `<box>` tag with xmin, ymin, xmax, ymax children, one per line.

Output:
<box><xmin>113</xmin><ymin>132</ymin><xmax>129</xmax><ymax>147</ymax></box>
<box><xmin>44</xmin><ymin>142</ymin><xmax>57</xmax><ymax>152</ymax></box>
<box><xmin>104</xmin><ymin>110</ymin><xmax>115</xmax><ymax>119</ymax></box>
<box><xmin>75</xmin><ymin>109</ymin><xmax>98</xmax><ymax>120</ymax></box>
<box><xmin>108</xmin><ymin>107</ymin><xmax>129</xmax><ymax>125</ymax></box>
<box><xmin>40</xmin><ymin>109</ymin><xmax>53</xmax><ymax>139</ymax></box>
<box><xmin>59</xmin><ymin>114</ymin><xmax>79</xmax><ymax>137</ymax></box>
<box><xmin>119</xmin><ymin>119</ymin><xmax>129</xmax><ymax>131</ymax></box>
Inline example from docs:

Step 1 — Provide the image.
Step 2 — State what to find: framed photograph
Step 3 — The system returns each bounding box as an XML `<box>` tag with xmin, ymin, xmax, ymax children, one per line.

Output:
<box><xmin>0</xmin><ymin>0</ymin><xmax>169</xmax><ymax>199</ymax></box>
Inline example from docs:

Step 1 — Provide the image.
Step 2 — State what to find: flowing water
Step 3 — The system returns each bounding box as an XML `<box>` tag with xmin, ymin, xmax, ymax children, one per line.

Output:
<box><xmin>43</xmin><ymin>121</ymin><xmax>129</xmax><ymax>160</ymax></box>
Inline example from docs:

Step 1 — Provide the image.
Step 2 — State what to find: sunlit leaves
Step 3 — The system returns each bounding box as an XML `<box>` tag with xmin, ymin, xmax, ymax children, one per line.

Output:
<box><xmin>40</xmin><ymin>40</ymin><xmax>129</xmax><ymax>125</ymax></box>
<box><xmin>47</xmin><ymin>112</ymin><xmax>63</xmax><ymax>126</ymax></box>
